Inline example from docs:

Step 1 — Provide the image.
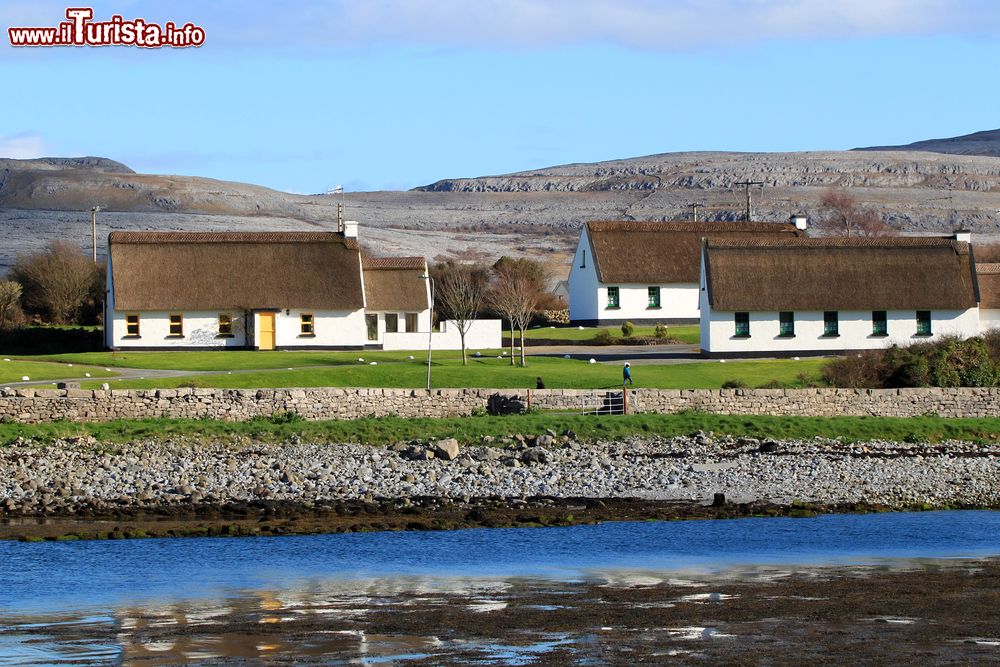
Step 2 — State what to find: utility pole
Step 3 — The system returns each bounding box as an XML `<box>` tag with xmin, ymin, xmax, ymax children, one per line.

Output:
<box><xmin>733</xmin><ymin>180</ymin><xmax>764</xmax><ymax>221</ymax></box>
<box><xmin>687</xmin><ymin>203</ymin><xmax>700</xmax><ymax>222</ymax></box>
<box><xmin>90</xmin><ymin>206</ymin><xmax>102</xmax><ymax>262</ymax></box>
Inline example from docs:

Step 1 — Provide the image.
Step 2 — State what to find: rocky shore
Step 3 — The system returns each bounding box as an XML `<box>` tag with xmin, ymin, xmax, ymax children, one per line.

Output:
<box><xmin>2</xmin><ymin>432</ymin><xmax>999</xmax><ymax>537</ymax></box>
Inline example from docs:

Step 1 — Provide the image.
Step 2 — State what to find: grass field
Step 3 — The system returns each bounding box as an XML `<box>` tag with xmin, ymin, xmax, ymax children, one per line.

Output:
<box><xmin>0</xmin><ymin>360</ymin><xmax>116</xmax><ymax>385</ymax></box>
<box><xmin>3</xmin><ymin>412</ymin><xmax>999</xmax><ymax>446</ymax></box>
<box><xmin>513</xmin><ymin>324</ymin><xmax>700</xmax><ymax>344</ymax></box>
<box><xmin>65</xmin><ymin>355</ymin><xmax>826</xmax><ymax>391</ymax></box>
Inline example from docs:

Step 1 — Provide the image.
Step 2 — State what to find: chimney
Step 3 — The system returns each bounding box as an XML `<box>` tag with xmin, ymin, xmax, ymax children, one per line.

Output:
<box><xmin>789</xmin><ymin>212</ymin><xmax>808</xmax><ymax>231</ymax></box>
<box><xmin>953</xmin><ymin>228</ymin><xmax>972</xmax><ymax>243</ymax></box>
<box><xmin>343</xmin><ymin>220</ymin><xmax>359</xmax><ymax>239</ymax></box>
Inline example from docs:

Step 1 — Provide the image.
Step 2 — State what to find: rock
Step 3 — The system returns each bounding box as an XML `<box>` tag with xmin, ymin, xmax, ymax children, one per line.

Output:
<box><xmin>402</xmin><ymin>446</ymin><xmax>434</xmax><ymax>461</ymax></box>
<box><xmin>535</xmin><ymin>434</ymin><xmax>554</xmax><ymax>447</ymax></box>
<box><xmin>433</xmin><ymin>438</ymin><xmax>460</xmax><ymax>461</ymax></box>
<box><xmin>521</xmin><ymin>448</ymin><xmax>550</xmax><ymax>465</ymax></box>
<box><xmin>759</xmin><ymin>441</ymin><xmax>780</xmax><ymax>453</ymax></box>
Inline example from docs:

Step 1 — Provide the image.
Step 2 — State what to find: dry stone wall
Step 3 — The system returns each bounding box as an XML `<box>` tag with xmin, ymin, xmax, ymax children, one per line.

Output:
<box><xmin>1</xmin><ymin>386</ymin><xmax>999</xmax><ymax>424</ymax></box>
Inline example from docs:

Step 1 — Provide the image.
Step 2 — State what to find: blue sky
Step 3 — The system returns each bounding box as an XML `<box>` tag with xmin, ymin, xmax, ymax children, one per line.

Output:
<box><xmin>1</xmin><ymin>1</ymin><xmax>998</xmax><ymax>193</ymax></box>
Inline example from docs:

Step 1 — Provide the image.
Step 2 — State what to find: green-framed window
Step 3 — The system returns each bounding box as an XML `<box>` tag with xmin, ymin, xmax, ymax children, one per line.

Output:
<box><xmin>916</xmin><ymin>310</ymin><xmax>932</xmax><ymax>336</ymax></box>
<box><xmin>606</xmin><ymin>286</ymin><xmax>620</xmax><ymax>309</ymax></box>
<box><xmin>823</xmin><ymin>311</ymin><xmax>839</xmax><ymax>337</ymax></box>
<box><xmin>872</xmin><ymin>311</ymin><xmax>887</xmax><ymax>336</ymax></box>
<box><xmin>647</xmin><ymin>286</ymin><xmax>661</xmax><ymax>309</ymax></box>
<box><xmin>734</xmin><ymin>312</ymin><xmax>750</xmax><ymax>337</ymax></box>
<box><xmin>779</xmin><ymin>311</ymin><xmax>795</xmax><ymax>337</ymax></box>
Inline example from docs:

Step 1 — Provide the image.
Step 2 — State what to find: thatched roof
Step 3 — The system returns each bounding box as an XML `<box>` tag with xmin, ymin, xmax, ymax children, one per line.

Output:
<box><xmin>976</xmin><ymin>262</ymin><xmax>1000</xmax><ymax>309</ymax></box>
<box><xmin>362</xmin><ymin>257</ymin><xmax>429</xmax><ymax>311</ymax></box>
<box><xmin>704</xmin><ymin>237</ymin><xmax>979</xmax><ymax>311</ymax></box>
<box><xmin>585</xmin><ymin>221</ymin><xmax>802</xmax><ymax>284</ymax></box>
<box><xmin>109</xmin><ymin>231</ymin><xmax>364</xmax><ymax>311</ymax></box>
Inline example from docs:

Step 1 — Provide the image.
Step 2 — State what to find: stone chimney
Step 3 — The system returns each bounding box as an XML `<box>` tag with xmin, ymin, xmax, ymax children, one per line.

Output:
<box><xmin>953</xmin><ymin>228</ymin><xmax>972</xmax><ymax>243</ymax></box>
<box><xmin>343</xmin><ymin>220</ymin><xmax>359</xmax><ymax>239</ymax></box>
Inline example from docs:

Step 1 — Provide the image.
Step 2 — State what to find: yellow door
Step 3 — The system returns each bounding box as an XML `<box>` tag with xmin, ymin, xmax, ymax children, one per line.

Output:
<box><xmin>258</xmin><ymin>312</ymin><xmax>275</xmax><ymax>350</ymax></box>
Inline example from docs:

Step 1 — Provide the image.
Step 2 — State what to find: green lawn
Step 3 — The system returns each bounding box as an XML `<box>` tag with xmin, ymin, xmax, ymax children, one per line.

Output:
<box><xmin>78</xmin><ymin>355</ymin><xmax>826</xmax><ymax>391</ymax></box>
<box><xmin>512</xmin><ymin>324</ymin><xmax>700</xmax><ymax>345</ymax></box>
<box><xmin>0</xmin><ymin>360</ymin><xmax>117</xmax><ymax>385</ymax></box>
<box><xmin>20</xmin><ymin>349</ymin><xmax>456</xmax><ymax>372</ymax></box>
<box><xmin>3</xmin><ymin>412</ymin><xmax>999</xmax><ymax>447</ymax></box>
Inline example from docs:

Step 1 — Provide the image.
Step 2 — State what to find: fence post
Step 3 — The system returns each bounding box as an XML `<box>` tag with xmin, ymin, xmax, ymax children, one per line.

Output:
<box><xmin>527</xmin><ymin>389</ymin><xmax>532</xmax><ymax>411</ymax></box>
<box><xmin>623</xmin><ymin>386</ymin><xmax>628</xmax><ymax>415</ymax></box>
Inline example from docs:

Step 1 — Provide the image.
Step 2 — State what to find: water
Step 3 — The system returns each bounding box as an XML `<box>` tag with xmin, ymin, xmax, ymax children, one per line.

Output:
<box><xmin>1</xmin><ymin>510</ymin><xmax>999</xmax><ymax>664</ymax></box>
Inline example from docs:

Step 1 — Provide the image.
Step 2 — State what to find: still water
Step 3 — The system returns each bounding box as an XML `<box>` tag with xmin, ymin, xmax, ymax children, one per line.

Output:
<box><xmin>1</xmin><ymin>510</ymin><xmax>999</xmax><ymax>664</ymax></box>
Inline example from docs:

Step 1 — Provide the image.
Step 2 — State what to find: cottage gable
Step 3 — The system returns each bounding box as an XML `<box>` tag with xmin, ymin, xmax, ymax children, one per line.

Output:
<box><xmin>361</xmin><ymin>257</ymin><xmax>430</xmax><ymax>312</ymax></box>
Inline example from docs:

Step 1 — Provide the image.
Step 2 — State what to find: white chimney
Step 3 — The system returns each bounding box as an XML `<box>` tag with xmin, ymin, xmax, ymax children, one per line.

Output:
<box><xmin>343</xmin><ymin>220</ymin><xmax>358</xmax><ymax>239</ymax></box>
<box><xmin>953</xmin><ymin>229</ymin><xmax>972</xmax><ymax>243</ymax></box>
<box><xmin>790</xmin><ymin>212</ymin><xmax>808</xmax><ymax>231</ymax></box>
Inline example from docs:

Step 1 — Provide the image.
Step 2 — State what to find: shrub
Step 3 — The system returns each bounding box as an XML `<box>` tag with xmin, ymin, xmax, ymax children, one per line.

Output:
<box><xmin>721</xmin><ymin>379</ymin><xmax>748</xmax><ymax>389</ymax></box>
<box><xmin>592</xmin><ymin>329</ymin><xmax>616</xmax><ymax>345</ymax></box>
<box><xmin>654</xmin><ymin>324</ymin><xmax>669</xmax><ymax>339</ymax></box>
<box><xmin>620</xmin><ymin>321</ymin><xmax>635</xmax><ymax>337</ymax></box>
<box><xmin>757</xmin><ymin>379</ymin><xmax>785</xmax><ymax>389</ymax></box>
<box><xmin>0</xmin><ymin>281</ymin><xmax>25</xmax><ymax>330</ymax></box>
<box><xmin>269</xmin><ymin>411</ymin><xmax>304</xmax><ymax>424</ymax></box>
<box><xmin>822</xmin><ymin>336</ymin><xmax>1000</xmax><ymax>389</ymax></box>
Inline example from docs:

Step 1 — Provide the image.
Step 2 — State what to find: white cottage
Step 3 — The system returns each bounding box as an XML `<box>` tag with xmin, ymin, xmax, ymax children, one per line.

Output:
<box><xmin>568</xmin><ymin>220</ymin><xmax>803</xmax><ymax>325</ymax></box>
<box><xmin>361</xmin><ymin>257</ymin><xmax>432</xmax><ymax>347</ymax></box>
<box><xmin>104</xmin><ymin>228</ymin><xmax>503</xmax><ymax>352</ymax></box>
<box><xmin>105</xmin><ymin>230</ymin><xmax>368</xmax><ymax>350</ymax></box>
<box><xmin>699</xmin><ymin>237</ymin><xmax>982</xmax><ymax>357</ymax></box>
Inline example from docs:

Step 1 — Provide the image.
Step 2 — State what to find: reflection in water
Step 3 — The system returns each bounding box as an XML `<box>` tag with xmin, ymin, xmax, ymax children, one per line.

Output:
<box><xmin>3</xmin><ymin>511</ymin><xmax>1000</xmax><ymax>665</ymax></box>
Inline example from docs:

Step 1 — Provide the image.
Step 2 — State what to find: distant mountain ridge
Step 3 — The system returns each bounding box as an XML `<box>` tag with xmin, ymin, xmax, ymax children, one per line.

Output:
<box><xmin>855</xmin><ymin>128</ymin><xmax>1000</xmax><ymax>158</ymax></box>
<box><xmin>1</xmin><ymin>129</ymin><xmax>999</xmax><ymax>277</ymax></box>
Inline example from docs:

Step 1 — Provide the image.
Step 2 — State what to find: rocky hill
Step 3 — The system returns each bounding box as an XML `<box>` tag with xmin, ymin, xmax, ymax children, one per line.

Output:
<box><xmin>2</xmin><ymin>131</ymin><xmax>1000</xmax><ymax>276</ymax></box>
<box><xmin>856</xmin><ymin>128</ymin><xmax>1000</xmax><ymax>158</ymax></box>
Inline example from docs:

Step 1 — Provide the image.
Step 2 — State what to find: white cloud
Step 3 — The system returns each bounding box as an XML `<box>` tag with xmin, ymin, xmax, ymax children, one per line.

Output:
<box><xmin>0</xmin><ymin>132</ymin><xmax>46</xmax><ymax>159</ymax></box>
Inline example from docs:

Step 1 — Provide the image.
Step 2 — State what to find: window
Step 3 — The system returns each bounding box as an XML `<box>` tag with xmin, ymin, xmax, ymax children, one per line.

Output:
<box><xmin>125</xmin><ymin>314</ymin><xmax>140</xmax><ymax>337</ymax></box>
<box><xmin>823</xmin><ymin>311</ymin><xmax>839</xmax><ymax>337</ymax></box>
<box><xmin>218</xmin><ymin>314</ymin><xmax>233</xmax><ymax>337</ymax></box>
<box><xmin>300</xmin><ymin>313</ymin><xmax>314</xmax><ymax>336</ymax></box>
<box><xmin>580</xmin><ymin>249</ymin><xmax>586</xmax><ymax>269</ymax></box>
<box><xmin>168</xmin><ymin>314</ymin><xmax>183</xmax><ymax>337</ymax></box>
<box><xmin>405</xmin><ymin>313</ymin><xmax>418</xmax><ymax>332</ymax></box>
<box><xmin>385</xmin><ymin>313</ymin><xmax>398</xmax><ymax>333</ymax></box>
<box><xmin>872</xmin><ymin>311</ymin><xmax>887</xmax><ymax>336</ymax></box>
<box><xmin>647</xmin><ymin>286</ymin><xmax>661</xmax><ymax>309</ymax></box>
<box><xmin>779</xmin><ymin>311</ymin><xmax>795</xmax><ymax>337</ymax></box>
<box><xmin>916</xmin><ymin>310</ymin><xmax>932</xmax><ymax>336</ymax></box>
<box><xmin>366</xmin><ymin>314</ymin><xmax>378</xmax><ymax>341</ymax></box>
<box><xmin>606</xmin><ymin>286</ymin><xmax>620</xmax><ymax>309</ymax></box>
<box><xmin>734</xmin><ymin>312</ymin><xmax>750</xmax><ymax>337</ymax></box>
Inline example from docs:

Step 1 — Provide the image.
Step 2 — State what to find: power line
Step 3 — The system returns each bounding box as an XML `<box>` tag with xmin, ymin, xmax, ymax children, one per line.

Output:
<box><xmin>733</xmin><ymin>180</ymin><xmax>764</xmax><ymax>221</ymax></box>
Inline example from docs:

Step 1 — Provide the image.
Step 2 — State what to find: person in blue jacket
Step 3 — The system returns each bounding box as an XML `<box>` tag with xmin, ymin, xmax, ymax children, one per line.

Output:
<box><xmin>623</xmin><ymin>362</ymin><xmax>633</xmax><ymax>386</ymax></box>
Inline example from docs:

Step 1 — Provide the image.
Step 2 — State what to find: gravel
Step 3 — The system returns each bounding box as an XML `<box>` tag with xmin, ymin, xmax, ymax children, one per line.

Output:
<box><xmin>2</xmin><ymin>433</ymin><xmax>999</xmax><ymax>515</ymax></box>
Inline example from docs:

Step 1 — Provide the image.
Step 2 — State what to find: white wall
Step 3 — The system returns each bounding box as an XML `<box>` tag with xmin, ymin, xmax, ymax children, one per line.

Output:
<box><xmin>596</xmin><ymin>283</ymin><xmax>699</xmax><ymax>322</ymax></box>
<box><xmin>702</xmin><ymin>308</ymin><xmax>981</xmax><ymax>355</ymax></box>
<box><xmin>980</xmin><ymin>309</ymin><xmax>1000</xmax><ymax>333</ymax></box>
<box><xmin>109</xmin><ymin>310</ymin><xmax>247</xmax><ymax>349</ymax></box>
<box><xmin>252</xmin><ymin>309</ymin><xmax>367</xmax><ymax>348</ymax></box>
<box><xmin>365</xmin><ymin>309</ymin><xmax>432</xmax><ymax>344</ymax></box>
<box><xmin>568</xmin><ymin>227</ymin><xmax>600</xmax><ymax>322</ymax></box>
<box><xmin>382</xmin><ymin>319</ymin><xmax>502</xmax><ymax>351</ymax></box>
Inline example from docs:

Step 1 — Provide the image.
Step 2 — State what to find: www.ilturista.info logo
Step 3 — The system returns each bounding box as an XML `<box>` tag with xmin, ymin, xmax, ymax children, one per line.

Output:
<box><xmin>8</xmin><ymin>7</ymin><xmax>205</xmax><ymax>48</ymax></box>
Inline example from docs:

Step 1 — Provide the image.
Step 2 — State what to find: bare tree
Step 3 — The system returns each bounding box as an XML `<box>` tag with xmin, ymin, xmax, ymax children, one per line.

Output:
<box><xmin>10</xmin><ymin>241</ymin><xmax>101</xmax><ymax>324</ymax></box>
<box><xmin>813</xmin><ymin>189</ymin><xmax>897</xmax><ymax>237</ymax></box>
<box><xmin>489</xmin><ymin>257</ymin><xmax>548</xmax><ymax>367</ymax></box>
<box><xmin>432</xmin><ymin>262</ymin><xmax>489</xmax><ymax>366</ymax></box>
<box><xmin>0</xmin><ymin>281</ymin><xmax>26</xmax><ymax>330</ymax></box>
